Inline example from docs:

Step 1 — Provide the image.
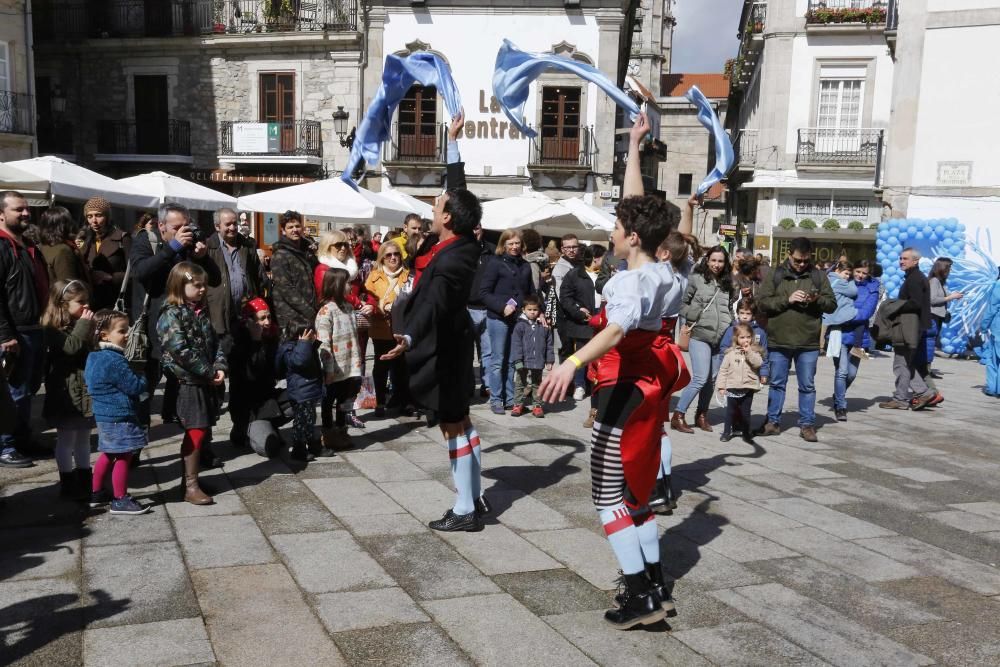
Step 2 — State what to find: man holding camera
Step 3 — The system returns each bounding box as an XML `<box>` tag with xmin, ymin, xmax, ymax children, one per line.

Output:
<box><xmin>755</xmin><ymin>237</ymin><xmax>835</xmax><ymax>442</ymax></box>
<box><xmin>132</xmin><ymin>203</ymin><xmax>221</xmax><ymax>435</ymax></box>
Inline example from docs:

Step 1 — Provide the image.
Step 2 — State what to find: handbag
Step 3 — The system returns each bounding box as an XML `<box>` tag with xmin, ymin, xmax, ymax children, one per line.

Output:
<box><xmin>353</xmin><ymin>375</ymin><xmax>377</xmax><ymax>410</ymax></box>
<box><xmin>114</xmin><ymin>260</ymin><xmax>151</xmax><ymax>366</ymax></box>
<box><xmin>678</xmin><ymin>286</ymin><xmax>720</xmax><ymax>352</ymax></box>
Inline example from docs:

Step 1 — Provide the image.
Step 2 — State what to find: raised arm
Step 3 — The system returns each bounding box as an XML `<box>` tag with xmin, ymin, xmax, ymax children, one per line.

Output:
<box><xmin>623</xmin><ymin>112</ymin><xmax>650</xmax><ymax>199</ymax></box>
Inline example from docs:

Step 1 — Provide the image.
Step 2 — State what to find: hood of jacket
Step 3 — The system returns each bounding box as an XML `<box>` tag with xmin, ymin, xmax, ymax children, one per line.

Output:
<box><xmin>272</xmin><ymin>236</ymin><xmax>311</xmax><ymax>258</ymax></box>
<box><xmin>319</xmin><ymin>255</ymin><xmax>359</xmax><ymax>281</ymax></box>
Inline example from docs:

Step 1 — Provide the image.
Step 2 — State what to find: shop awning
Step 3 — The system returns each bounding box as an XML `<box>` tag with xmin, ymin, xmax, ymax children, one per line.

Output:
<box><xmin>0</xmin><ymin>163</ymin><xmax>49</xmax><ymax>194</ymax></box>
<box><xmin>378</xmin><ymin>187</ymin><xmax>433</xmax><ymax>219</ymax></box>
<box><xmin>117</xmin><ymin>171</ymin><xmax>237</xmax><ymax>211</ymax></box>
<box><xmin>480</xmin><ymin>191</ymin><xmax>615</xmax><ymax>241</ymax></box>
<box><xmin>236</xmin><ymin>178</ymin><xmax>416</xmax><ymax>226</ymax></box>
<box><xmin>6</xmin><ymin>156</ymin><xmax>159</xmax><ymax>209</ymax></box>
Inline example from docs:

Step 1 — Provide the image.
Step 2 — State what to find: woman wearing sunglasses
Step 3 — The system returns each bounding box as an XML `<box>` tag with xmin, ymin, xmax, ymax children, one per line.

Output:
<box><xmin>365</xmin><ymin>238</ymin><xmax>414</xmax><ymax>417</ymax></box>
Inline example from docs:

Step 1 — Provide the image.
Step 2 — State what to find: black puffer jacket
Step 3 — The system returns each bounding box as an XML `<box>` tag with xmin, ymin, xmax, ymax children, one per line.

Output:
<box><xmin>0</xmin><ymin>231</ymin><xmax>48</xmax><ymax>342</ymax></box>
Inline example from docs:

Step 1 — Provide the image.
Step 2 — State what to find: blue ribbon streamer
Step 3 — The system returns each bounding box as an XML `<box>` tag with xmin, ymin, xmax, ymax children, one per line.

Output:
<box><xmin>342</xmin><ymin>52</ymin><xmax>463</xmax><ymax>186</ymax></box>
<box><xmin>685</xmin><ymin>85</ymin><xmax>734</xmax><ymax>196</ymax></box>
<box><xmin>492</xmin><ymin>39</ymin><xmax>639</xmax><ymax>139</ymax></box>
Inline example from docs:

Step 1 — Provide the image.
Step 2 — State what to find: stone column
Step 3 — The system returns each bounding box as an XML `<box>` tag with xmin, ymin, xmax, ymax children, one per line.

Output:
<box><xmin>595</xmin><ymin>9</ymin><xmax>626</xmax><ymax>207</ymax></box>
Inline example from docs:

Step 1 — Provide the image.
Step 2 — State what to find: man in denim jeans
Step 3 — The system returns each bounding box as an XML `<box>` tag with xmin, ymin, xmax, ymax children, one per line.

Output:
<box><xmin>755</xmin><ymin>237</ymin><xmax>836</xmax><ymax>442</ymax></box>
<box><xmin>467</xmin><ymin>223</ymin><xmax>493</xmax><ymax>396</ymax></box>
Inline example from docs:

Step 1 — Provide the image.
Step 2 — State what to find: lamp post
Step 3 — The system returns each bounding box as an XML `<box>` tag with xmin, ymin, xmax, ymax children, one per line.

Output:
<box><xmin>332</xmin><ymin>106</ymin><xmax>355</xmax><ymax>149</ymax></box>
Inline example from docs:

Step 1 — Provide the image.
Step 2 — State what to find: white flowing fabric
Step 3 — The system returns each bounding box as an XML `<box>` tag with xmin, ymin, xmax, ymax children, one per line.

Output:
<box><xmin>117</xmin><ymin>171</ymin><xmax>237</xmax><ymax>211</ymax></box>
<box><xmin>237</xmin><ymin>178</ymin><xmax>416</xmax><ymax>226</ymax></box>
<box><xmin>6</xmin><ymin>156</ymin><xmax>158</xmax><ymax>208</ymax></box>
<box><xmin>480</xmin><ymin>191</ymin><xmax>614</xmax><ymax>241</ymax></box>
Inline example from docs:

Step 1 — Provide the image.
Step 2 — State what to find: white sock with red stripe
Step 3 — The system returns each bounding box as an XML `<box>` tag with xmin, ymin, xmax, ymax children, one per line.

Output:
<box><xmin>448</xmin><ymin>435</ymin><xmax>475</xmax><ymax>515</ymax></box>
<box><xmin>632</xmin><ymin>507</ymin><xmax>660</xmax><ymax>564</ymax></box>
<box><xmin>598</xmin><ymin>502</ymin><xmax>645</xmax><ymax>574</ymax></box>
<box><xmin>464</xmin><ymin>425</ymin><xmax>483</xmax><ymax>500</ymax></box>
<box><xmin>657</xmin><ymin>432</ymin><xmax>672</xmax><ymax>479</ymax></box>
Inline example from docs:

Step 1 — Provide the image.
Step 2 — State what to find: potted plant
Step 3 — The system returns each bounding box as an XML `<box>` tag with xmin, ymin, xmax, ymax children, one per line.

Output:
<box><xmin>847</xmin><ymin>221</ymin><xmax>865</xmax><ymax>231</ymax></box>
<box><xmin>799</xmin><ymin>218</ymin><xmax>817</xmax><ymax>230</ymax></box>
<box><xmin>212</xmin><ymin>0</ymin><xmax>225</xmax><ymax>33</ymax></box>
<box><xmin>822</xmin><ymin>218</ymin><xmax>840</xmax><ymax>231</ymax></box>
<box><xmin>869</xmin><ymin>222</ymin><xmax>880</xmax><ymax>230</ymax></box>
<box><xmin>778</xmin><ymin>218</ymin><xmax>796</xmax><ymax>230</ymax></box>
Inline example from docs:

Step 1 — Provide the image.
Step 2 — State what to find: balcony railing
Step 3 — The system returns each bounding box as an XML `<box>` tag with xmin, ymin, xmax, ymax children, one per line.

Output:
<box><xmin>33</xmin><ymin>0</ymin><xmax>358</xmax><ymax>41</ymax></box>
<box><xmin>0</xmin><ymin>91</ymin><xmax>34</xmax><ymax>136</ymax></box>
<box><xmin>383</xmin><ymin>122</ymin><xmax>446</xmax><ymax>164</ymax></box>
<box><xmin>796</xmin><ymin>128</ymin><xmax>884</xmax><ymax>168</ymax></box>
<box><xmin>220</xmin><ymin>120</ymin><xmax>322</xmax><ymax>157</ymax></box>
<box><xmin>747</xmin><ymin>1</ymin><xmax>767</xmax><ymax>34</ymax></box>
<box><xmin>38</xmin><ymin>119</ymin><xmax>75</xmax><ymax>154</ymax></box>
<box><xmin>886</xmin><ymin>0</ymin><xmax>899</xmax><ymax>30</ymax></box>
<box><xmin>97</xmin><ymin>119</ymin><xmax>191</xmax><ymax>156</ymax></box>
<box><xmin>528</xmin><ymin>126</ymin><xmax>596</xmax><ymax>169</ymax></box>
<box><xmin>806</xmin><ymin>0</ymin><xmax>888</xmax><ymax>25</ymax></box>
<box><xmin>732</xmin><ymin>129</ymin><xmax>760</xmax><ymax>169</ymax></box>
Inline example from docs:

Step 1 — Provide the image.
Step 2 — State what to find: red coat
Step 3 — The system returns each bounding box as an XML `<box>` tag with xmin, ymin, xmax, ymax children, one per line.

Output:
<box><xmin>313</xmin><ymin>261</ymin><xmax>370</xmax><ymax>309</ymax></box>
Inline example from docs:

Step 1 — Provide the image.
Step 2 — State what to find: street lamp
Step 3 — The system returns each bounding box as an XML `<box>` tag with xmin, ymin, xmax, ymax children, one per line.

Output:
<box><xmin>332</xmin><ymin>106</ymin><xmax>355</xmax><ymax>148</ymax></box>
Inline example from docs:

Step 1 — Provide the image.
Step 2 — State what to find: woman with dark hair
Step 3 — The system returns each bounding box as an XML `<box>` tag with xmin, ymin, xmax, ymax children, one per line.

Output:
<box><xmin>927</xmin><ymin>258</ymin><xmax>963</xmax><ymax>377</ymax></box>
<box><xmin>81</xmin><ymin>197</ymin><xmax>131</xmax><ymax>311</ymax></box>
<box><xmin>671</xmin><ymin>246</ymin><xmax>733</xmax><ymax>433</ymax></box>
<box><xmin>38</xmin><ymin>206</ymin><xmax>87</xmax><ymax>284</ymax></box>
<box><xmin>829</xmin><ymin>259</ymin><xmax>880</xmax><ymax>420</ymax></box>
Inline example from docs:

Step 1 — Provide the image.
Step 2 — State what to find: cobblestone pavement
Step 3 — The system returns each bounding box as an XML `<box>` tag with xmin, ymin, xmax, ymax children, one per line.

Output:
<box><xmin>3</xmin><ymin>353</ymin><xmax>1000</xmax><ymax>666</ymax></box>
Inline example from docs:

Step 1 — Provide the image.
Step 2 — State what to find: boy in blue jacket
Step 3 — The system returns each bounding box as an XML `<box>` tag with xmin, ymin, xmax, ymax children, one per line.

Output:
<box><xmin>719</xmin><ymin>299</ymin><xmax>769</xmax><ymax>383</ymax></box>
<box><xmin>276</xmin><ymin>328</ymin><xmax>325</xmax><ymax>462</ymax></box>
<box><xmin>510</xmin><ymin>296</ymin><xmax>554</xmax><ymax>417</ymax></box>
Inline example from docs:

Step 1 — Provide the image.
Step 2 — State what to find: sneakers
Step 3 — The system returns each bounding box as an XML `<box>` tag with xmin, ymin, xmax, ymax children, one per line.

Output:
<box><xmin>346</xmin><ymin>411</ymin><xmax>366</xmax><ymax>429</ymax></box>
<box><xmin>878</xmin><ymin>399</ymin><xmax>910</xmax><ymax>410</ymax></box>
<box><xmin>755</xmin><ymin>422</ymin><xmax>781</xmax><ymax>437</ymax></box>
<box><xmin>835</xmin><ymin>409</ymin><xmax>847</xmax><ymax>422</ymax></box>
<box><xmin>583</xmin><ymin>408</ymin><xmax>597</xmax><ymax>429</ymax></box>
<box><xmin>928</xmin><ymin>392</ymin><xmax>945</xmax><ymax>407</ymax></box>
<box><xmin>109</xmin><ymin>494</ymin><xmax>150</xmax><ymax>515</ymax></box>
<box><xmin>910</xmin><ymin>391</ymin><xmax>936</xmax><ymax>411</ymax></box>
<box><xmin>799</xmin><ymin>426</ymin><xmax>818</xmax><ymax>443</ymax></box>
<box><xmin>531</xmin><ymin>406</ymin><xmax>545</xmax><ymax>418</ymax></box>
<box><xmin>719</xmin><ymin>432</ymin><xmax>733</xmax><ymax>442</ymax></box>
<box><xmin>510</xmin><ymin>405</ymin><xmax>524</xmax><ymax>417</ymax></box>
<box><xmin>428</xmin><ymin>508</ymin><xmax>483</xmax><ymax>532</ymax></box>
<box><xmin>573</xmin><ymin>386</ymin><xmax>586</xmax><ymax>401</ymax></box>
<box><xmin>89</xmin><ymin>489</ymin><xmax>112</xmax><ymax>508</ymax></box>
<box><xmin>490</xmin><ymin>404</ymin><xmax>505</xmax><ymax>415</ymax></box>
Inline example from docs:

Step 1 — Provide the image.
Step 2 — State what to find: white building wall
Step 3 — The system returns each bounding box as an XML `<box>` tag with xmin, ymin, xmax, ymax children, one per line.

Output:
<box><xmin>381</xmin><ymin>12</ymin><xmax>602</xmax><ymax>184</ymax></box>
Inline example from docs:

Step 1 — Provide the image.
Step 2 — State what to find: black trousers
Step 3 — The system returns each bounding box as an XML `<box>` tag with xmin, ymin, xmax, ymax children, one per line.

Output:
<box><xmin>372</xmin><ymin>338</ymin><xmax>412</xmax><ymax>408</ymax></box>
<box><xmin>724</xmin><ymin>393</ymin><xmax>754</xmax><ymax>436</ymax></box>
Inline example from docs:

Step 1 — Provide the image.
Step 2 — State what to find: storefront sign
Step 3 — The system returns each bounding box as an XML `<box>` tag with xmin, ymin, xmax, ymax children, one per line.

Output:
<box><xmin>937</xmin><ymin>161</ymin><xmax>972</xmax><ymax>186</ymax></box>
<box><xmin>189</xmin><ymin>170</ymin><xmax>316</xmax><ymax>184</ymax></box>
<box><xmin>233</xmin><ymin>122</ymin><xmax>279</xmax><ymax>153</ymax></box>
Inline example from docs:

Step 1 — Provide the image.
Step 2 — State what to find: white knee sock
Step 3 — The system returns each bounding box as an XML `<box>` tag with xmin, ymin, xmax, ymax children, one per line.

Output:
<box><xmin>448</xmin><ymin>434</ymin><xmax>475</xmax><ymax>515</ymax></box>
<box><xmin>657</xmin><ymin>431</ymin><xmax>672</xmax><ymax>479</ymax></box>
<box><xmin>598</xmin><ymin>503</ymin><xmax>645</xmax><ymax>575</ymax></box>
<box><xmin>632</xmin><ymin>508</ymin><xmax>660</xmax><ymax>564</ymax></box>
<box><xmin>464</xmin><ymin>425</ymin><xmax>482</xmax><ymax>500</ymax></box>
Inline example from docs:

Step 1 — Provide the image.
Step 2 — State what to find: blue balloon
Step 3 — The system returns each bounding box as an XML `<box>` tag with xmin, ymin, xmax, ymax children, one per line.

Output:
<box><xmin>935</xmin><ymin>225</ymin><xmax>945</xmax><ymax>236</ymax></box>
<box><xmin>893</xmin><ymin>244</ymin><xmax>903</xmax><ymax>253</ymax></box>
<box><xmin>957</xmin><ymin>223</ymin><xmax>965</xmax><ymax>232</ymax></box>
<box><xmin>907</xmin><ymin>225</ymin><xmax>917</xmax><ymax>235</ymax></box>
<box><xmin>887</xmin><ymin>236</ymin><xmax>898</xmax><ymax>245</ymax></box>
<box><xmin>943</xmin><ymin>219</ymin><xmax>956</xmax><ymax>229</ymax></box>
<box><xmin>915</xmin><ymin>231</ymin><xmax>925</xmax><ymax>240</ymax></box>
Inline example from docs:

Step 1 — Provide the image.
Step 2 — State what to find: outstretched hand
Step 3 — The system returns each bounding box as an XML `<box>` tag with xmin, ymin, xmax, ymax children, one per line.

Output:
<box><xmin>629</xmin><ymin>111</ymin><xmax>650</xmax><ymax>145</ymax></box>
<box><xmin>448</xmin><ymin>110</ymin><xmax>465</xmax><ymax>142</ymax></box>
<box><xmin>538</xmin><ymin>360</ymin><xmax>576</xmax><ymax>404</ymax></box>
<box><xmin>379</xmin><ymin>334</ymin><xmax>409</xmax><ymax>361</ymax></box>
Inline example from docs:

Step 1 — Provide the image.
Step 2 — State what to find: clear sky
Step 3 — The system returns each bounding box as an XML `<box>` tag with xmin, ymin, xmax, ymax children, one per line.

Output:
<box><xmin>670</xmin><ymin>0</ymin><xmax>744</xmax><ymax>73</ymax></box>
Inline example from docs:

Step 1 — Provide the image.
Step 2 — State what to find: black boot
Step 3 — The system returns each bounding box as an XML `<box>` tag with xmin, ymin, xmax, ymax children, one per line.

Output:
<box><xmin>645</xmin><ymin>562</ymin><xmax>677</xmax><ymax>617</ymax></box>
<box><xmin>663</xmin><ymin>474</ymin><xmax>678</xmax><ymax>511</ymax></box>
<box><xmin>648</xmin><ymin>475</ymin><xmax>677</xmax><ymax>515</ymax></box>
<box><xmin>605</xmin><ymin>572</ymin><xmax>666</xmax><ymax>629</ymax></box>
<box><xmin>75</xmin><ymin>468</ymin><xmax>93</xmax><ymax>502</ymax></box>
<box><xmin>58</xmin><ymin>472</ymin><xmax>81</xmax><ymax>499</ymax></box>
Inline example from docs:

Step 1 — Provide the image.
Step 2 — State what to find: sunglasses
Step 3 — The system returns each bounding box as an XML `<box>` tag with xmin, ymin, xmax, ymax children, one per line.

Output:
<box><xmin>332</xmin><ymin>242</ymin><xmax>350</xmax><ymax>250</ymax></box>
<box><xmin>384</xmin><ymin>252</ymin><xmax>401</xmax><ymax>258</ymax></box>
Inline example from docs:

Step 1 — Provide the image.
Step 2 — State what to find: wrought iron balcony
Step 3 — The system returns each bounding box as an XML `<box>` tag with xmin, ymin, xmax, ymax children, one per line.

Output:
<box><xmin>805</xmin><ymin>0</ymin><xmax>888</xmax><ymax>26</ymax></box>
<box><xmin>383</xmin><ymin>122</ymin><xmax>446</xmax><ymax>164</ymax></box>
<box><xmin>33</xmin><ymin>0</ymin><xmax>358</xmax><ymax>41</ymax></box>
<box><xmin>732</xmin><ymin>129</ymin><xmax>760</xmax><ymax>170</ymax></box>
<box><xmin>528</xmin><ymin>126</ymin><xmax>596</xmax><ymax>170</ymax></box>
<box><xmin>796</xmin><ymin>128</ymin><xmax>884</xmax><ymax>169</ymax></box>
<box><xmin>746</xmin><ymin>1</ymin><xmax>766</xmax><ymax>35</ymax></box>
<box><xmin>97</xmin><ymin>119</ymin><xmax>191</xmax><ymax>157</ymax></box>
<box><xmin>0</xmin><ymin>91</ymin><xmax>33</xmax><ymax>136</ymax></box>
<box><xmin>220</xmin><ymin>120</ymin><xmax>322</xmax><ymax>158</ymax></box>
<box><xmin>37</xmin><ymin>118</ymin><xmax>75</xmax><ymax>155</ymax></box>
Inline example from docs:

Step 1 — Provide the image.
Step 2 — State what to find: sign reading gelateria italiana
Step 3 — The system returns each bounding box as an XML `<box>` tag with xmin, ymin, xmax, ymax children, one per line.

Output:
<box><xmin>462</xmin><ymin>90</ymin><xmax>528</xmax><ymax>141</ymax></box>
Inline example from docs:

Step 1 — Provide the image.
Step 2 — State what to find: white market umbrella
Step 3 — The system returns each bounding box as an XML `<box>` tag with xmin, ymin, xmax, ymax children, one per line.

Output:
<box><xmin>237</xmin><ymin>178</ymin><xmax>415</xmax><ymax>226</ymax></box>
<box><xmin>379</xmin><ymin>187</ymin><xmax>433</xmax><ymax>219</ymax></box>
<box><xmin>118</xmin><ymin>171</ymin><xmax>237</xmax><ymax>211</ymax></box>
<box><xmin>481</xmin><ymin>191</ymin><xmax>615</xmax><ymax>241</ymax></box>
<box><xmin>6</xmin><ymin>156</ymin><xmax>159</xmax><ymax>208</ymax></box>
<box><xmin>0</xmin><ymin>163</ymin><xmax>49</xmax><ymax>193</ymax></box>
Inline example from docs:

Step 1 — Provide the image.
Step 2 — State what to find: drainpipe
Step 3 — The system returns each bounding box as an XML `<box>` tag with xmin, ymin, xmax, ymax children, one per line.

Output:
<box><xmin>24</xmin><ymin>0</ymin><xmax>38</xmax><ymax>156</ymax></box>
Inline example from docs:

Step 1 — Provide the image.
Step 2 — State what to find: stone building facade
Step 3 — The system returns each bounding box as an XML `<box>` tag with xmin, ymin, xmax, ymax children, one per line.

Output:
<box><xmin>0</xmin><ymin>0</ymin><xmax>35</xmax><ymax>161</ymax></box>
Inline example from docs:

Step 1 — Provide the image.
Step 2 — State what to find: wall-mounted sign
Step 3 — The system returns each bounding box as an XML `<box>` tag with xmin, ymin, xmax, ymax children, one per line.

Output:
<box><xmin>937</xmin><ymin>161</ymin><xmax>973</xmax><ymax>186</ymax></box>
<box><xmin>232</xmin><ymin>122</ymin><xmax>280</xmax><ymax>153</ymax></box>
<box><xmin>262</xmin><ymin>213</ymin><xmax>279</xmax><ymax>247</ymax></box>
<box><xmin>190</xmin><ymin>170</ymin><xmax>316</xmax><ymax>184</ymax></box>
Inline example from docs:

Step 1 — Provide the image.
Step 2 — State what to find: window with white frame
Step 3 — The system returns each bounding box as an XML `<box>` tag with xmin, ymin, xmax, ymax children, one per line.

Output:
<box><xmin>0</xmin><ymin>42</ymin><xmax>10</xmax><ymax>92</ymax></box>
<box><xmin>0</xmin><ymin>42</ymin><xmax>11</xmax><ymax>132</ymax></box>
<box><xmin>816</xmin><ymin>66</ymin><xmax>865</xmax><ymax>131</ymax></box>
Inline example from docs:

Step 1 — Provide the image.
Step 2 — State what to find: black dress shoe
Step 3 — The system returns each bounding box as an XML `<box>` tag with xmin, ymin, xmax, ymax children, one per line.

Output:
<box><xmin>474</xmin><ymin>495</ymin><xmax>491</xmax><ymax>515</ymax></box>
<box><xmin>0</xmin><ymin>451</ymin><xmax>34</xmax><ymax>468</ymax></box>
<box><xmin>429</xmin><ymin>508</ymin><xmax>483</xmax><ymax>532</ymax></box>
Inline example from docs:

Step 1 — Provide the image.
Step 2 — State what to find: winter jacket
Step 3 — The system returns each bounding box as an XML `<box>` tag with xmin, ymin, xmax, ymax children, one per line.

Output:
<box><xmin>478</xmin><ymin>253</ymin><xmax>534</xmax><ymax>322</ymax></box>
<box><xmin>40</xmin><ymin>242</ymin><xmax>88</xmax><ymax>285</ymax></box>
<box><xmin>365</xmin><ymin>266</ymin><xmax>409</xmax><ymax>340</ymax></box>
<box><xmin>277</xmin><ymin>338</ymin><xmax>324</xmax><ymax>403</ymax></box>
<box><xmin>130</xmin><ymin>230</ymin><xmax>221</xmax><ymax>359</ymax></box>
<box><xmin>313</xmin><ymin>256</ymin><xmax>367</xmax><ymax>310</ymax></box>
<box><xmin>84</xmin><ymin>343</ymin><xmax>147</xmax><ymax>423</ymax></box>
<box><xmin>156</xmin><ymin>303</ymin><xmax>228</xmax><ymax>385</ymax></box>
<box><xmin>878</xmin><ymin>298</ymin><xmax>922</xmax><ymax>349</ymax></box>
<box><xmin>840</xmin><ymin>278</ymin><xmax>880</xmax><ymax>349</ymax></box>
<box><xmin>551</xmin><ymin>256</ymin><xmax>577</xmax><ymax>299</ymax></box>
<box><xmin>823</xmin><ymin>274</ymin><xmax>858</xmax><ymax>326</ymax></box>
<box><xmin>719</xmin><ymin>321</ymin><xmax>770</xmax><ymax>379</ymax></box>
<box><xmin>315</xmin><ymin>300</ymin><xmax>362</xmax><ymax>383</ymax></box>
<box><xmin>82</xmin><ymin>226</ymin><xmax>131</xmax><ymax>311</ymax></box>
<box><xmin>897</xmin><ymin>266</ymin><xmax>931</xmax><ymax>332</ymax></box>
<box><xmin>205</xmin><ymin>232</ymin><xmax>265</xmax><ymax>337</ymax></box>
<box><xmin>559</xmin><ymin>264</ymin><xmax>600</xmax><ymax>340</ymax></box>
<box><xmin>0</xmin><ymin>229</ymin><xmax>49</xmax><ymax>343</ymax></box>
<box><xmin>511</xmin><ymin>314</ymin><xmax>554</xmax><ymax>370</ymax></box>
<box><xmin>466</xmin><ymin>241</ymin><xmax>495</xmax><ymax>309</ymax></box>
<box><xmin>270</xmin><ymin>236</ymin><xmax>318</xmax><ymax>333</ymax></box>
<box><xmin>757</xmin><ymin>261</ymin><xmax>837</xmax><ymax>350</ymax></box>
<box><xmin>43</xmin><ymin>318</ymin><xmax>96</xmax><ymax>420</ymax></box>
<box><xmin>680</xmin><ymin>273</ymin><xmax>733</xmax><ymax>346</ymax></box>
<box><xmin>715</xmin><ymin>345</ymin><xmax>764</xmax><ymax>392</ymax></box>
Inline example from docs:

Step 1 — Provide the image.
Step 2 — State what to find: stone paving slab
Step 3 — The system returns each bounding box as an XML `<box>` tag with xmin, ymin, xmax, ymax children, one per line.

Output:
<box><xmin>856</xmin><ymin>535</ymin><xmax>1000</xmax><ymax>595</ymax></box>
<box><xmin>82</xmin><ymin>617</ymin><xmax>215</xmax><ymax>667</ymax></box>
<box><xmin>305</xmin><ymin>476</ymin><xmax>406</xmax><ymax>517</ymax></box>
<box><xmin>1</xmin><ymin>576</ymin><xmax>84</xmax><ymax>666</ymax></box>
<box><xmin>522</xmin><ymin>528</ymin><xmax>623</xmax><ymax>591</ymax></box>
<box><xmin>314</xmin><ymin>587</ymin><xmax>429</xmax><ymax>632</ymax></box>
<box><xmin>753</xmin><ymin>497</ymin><xmax>897</xmax><ymax>540</ymax></box>
<box><xmin>173</xmin><ymin>514</ymin><xmax>275</xmax><ymax>570</ymax></box>
<box><xmin>437</xmin><ymin>523</ymin><xmax>564</xmax><ymax>575</ymax></box>
<box><xmin>672</xmin><ymin>621</ymin><xmax>829</xmax><ymax>666</ymax></box>
<box><xmin>331</xmin><ymin>622</ymin><xmax>473</xmax><ymax>666</ymax></box>
<box><xmin>2</xmin><ymin>525</ymin><xmax>81</xmax><ymax>582</ymax></box>
<box><xmin>763</xmin><ymin>526</ymin><xmax>921</xmax><ymax>583</ymax></box>
<box><xmin>272</xmin><ymin>530</ymin><xmax>394</xmax><ymax>593</ymax></box>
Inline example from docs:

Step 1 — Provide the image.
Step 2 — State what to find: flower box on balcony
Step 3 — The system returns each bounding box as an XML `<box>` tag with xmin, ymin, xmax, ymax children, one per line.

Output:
<box><xmin>806</xmin><ymin>7</ymin><xmax>887</xmax><ymax>26</ymax></box>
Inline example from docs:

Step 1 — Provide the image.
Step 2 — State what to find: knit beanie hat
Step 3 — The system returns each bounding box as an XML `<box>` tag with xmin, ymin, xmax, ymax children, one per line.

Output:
<box><xmin>83</xmin><ymin>197</ymin><xmax>111</xmax><ymax>216</ymax></box>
